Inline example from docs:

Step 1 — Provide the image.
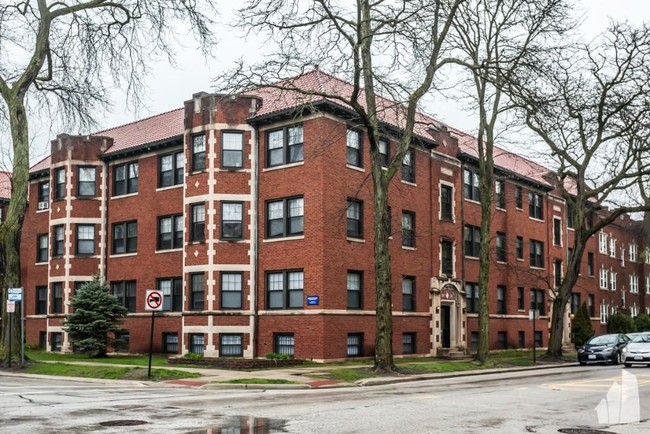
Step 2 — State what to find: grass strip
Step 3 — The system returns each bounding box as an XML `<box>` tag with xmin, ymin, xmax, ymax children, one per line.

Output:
<box><xmin>25</xmin><ymin>362</ymin><xmax>200</xmax><ymax>381</ymax></box>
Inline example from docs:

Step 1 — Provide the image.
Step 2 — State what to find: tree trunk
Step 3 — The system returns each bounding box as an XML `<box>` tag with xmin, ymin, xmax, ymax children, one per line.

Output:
<box><xmin>373</xmin><ymin>175</ymin><xmax>395</xmax><ymax>372</ymax></box>
<box><xmin>0</xmin><ymin>96</ymin><xmax>29</xmax><ymax>366</ymax></box>
<box><xmin>477</xmin><ymin>163</ymin><xmax>494</xmax><ymax>364</ymax></box>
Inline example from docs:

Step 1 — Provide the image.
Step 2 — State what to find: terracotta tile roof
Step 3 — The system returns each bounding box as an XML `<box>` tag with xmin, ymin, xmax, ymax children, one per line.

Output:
<box><xmin>251</xmin><ymin>70</ymin><xmax>441</xmax><ymax>144</ymax></box>
<box><xmin>0</xmin><ymin>171</ymin><xmax>11</xmax><ymax>200</ymax></box>
<box><xmin>30</xmin><ymin>155</ymin><xmax>51</xmax><ymax>174</ymax></box>
<box><xmin>99</xmin><ymin>108</ymin><xmax>184</xmax><ymax>155</ymax></box>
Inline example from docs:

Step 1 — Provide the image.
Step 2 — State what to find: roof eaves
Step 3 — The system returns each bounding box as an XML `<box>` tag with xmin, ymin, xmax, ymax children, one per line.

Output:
<box><xmin>458</xmin><ymin>152</ymin><xmax>553</xmax><ymax>192</ymax></box>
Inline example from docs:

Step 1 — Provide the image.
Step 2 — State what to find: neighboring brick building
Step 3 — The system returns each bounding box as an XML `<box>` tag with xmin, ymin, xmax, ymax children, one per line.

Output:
<box><xmin>11</xmin><ymin>70</ymin><xmax>650</xmax><ymax>360</ymax></box>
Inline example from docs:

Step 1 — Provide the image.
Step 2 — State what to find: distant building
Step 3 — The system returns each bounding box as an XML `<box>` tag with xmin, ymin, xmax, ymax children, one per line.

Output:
<box><xmin>11</xmin><ymin>70</ymin><xmax>650</xmax><ymax>360</ymax></box>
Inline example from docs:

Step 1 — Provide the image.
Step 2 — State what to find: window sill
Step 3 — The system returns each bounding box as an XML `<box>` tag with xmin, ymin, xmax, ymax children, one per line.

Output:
<box><xmin>440</xmin><ymin>217</ymin><xmax>455</xmax><ymax>223</ymax></box>
<box><xmin>111</xmin><ymin>192</ymin><xmax>139</xmax><ymax>200</ymax></box>
<box><xmin>35</xmin><ymin>261</ymin><xmax>48</xmax><ymax>265</ymax></box>
<box><xmin>529</xmin><ymin>217</ymin><xmax>544</xmax><ymax>223</ymax></box>
<box><xmin>530</xmin><ymin>266</ymin><xmax>545</xmax><ymax>271</ymax></box>
<box><xmin>515</xmin><ymin>207</ymin><xmax>523</xmax><ymax>211</ymax></box>
<box><xmin>155</xmin><ymin>248</ymin><xmax>183</xmax><ymax>254</ymax></box>
<box><xmin>75</xmin><ymin>254</ymin><xmax>98</xmax><ymax>258</ymax></box>
<box><xmin>568</xmin><ymin>227</ymin><xmax>575</xmax><ymax>232</ymax></box>
<box><xmin>496</xmin><ymin>261</ymin><xmax>507</xmax><ymax>264</ymax></box>
<box><xmin>516</xmin><ymin>258</ymin><xmax>524</xmax><ymax>262</ymax></box>
<box><xmin>216</xmin><ymin>238</ymin><xmax>248</xmax><ymax>244</ymax></box>
<box><xmin>110</xmin><ymin>252</ymin><xmax>138</xmax><ymax>258</ymax></box>
<box><xmin>263</xmin><ymin>161</ymin><xmax>305</xmax><ymax>172</ymax></box>
<box><xmin>190</xmin><ymin>169</ymin><xmax>207</xmax><ymax>175</ymax></box>
<box><xmin>75</xmin><ymin>196</ymin><xmax>99</xmax><ymax>200</ymax></box>
<box><xmin>346</xmin><ymin>164</ymin><xmax>365</xmax><ymax>173</ymax></box>
<box><xmin>36</xmin><ymin>208</ymin><xmax>50</xmax><ymax>214</ymax></box>
<box><xmin>402</xmin><ymin>246</ymin><xmax>417</xmax><ymax>251</ymax></box>
<box><xmin>156</xmin><ymin>184</ymin><xmax>183</xmax><ymax>192</ymax></box>
<box><xmin>466</xmin><ymin>256</ymin><xmax>479</xmax><ymax>261</ymax></box>
<box><xmin>189</xmin><ymin>240</ymin><xmax>206</xmax><ymax>245</ymax></box>
<box><xmin>401</xmin><ymin>180</ymin><xmax>417</xmax><ymax>187</ymax></box>
<box><xmin>496</xmin><ymin>207</ymin><xmax>506</xmax><ymax>212</ymax></box>
<box><xmin>346</xmin><ymin>237</ymin><xmax>365</xmax><ymax>243</ymax></box>
<box><xmin>464</xmin><ymin>198</ymin><xmax>481</xmax><ymax>205</ymax></box>
<box><xmin>263</xmin><ymin>235</ymin><xmax>305</xmax><ymax>243</ymax></box>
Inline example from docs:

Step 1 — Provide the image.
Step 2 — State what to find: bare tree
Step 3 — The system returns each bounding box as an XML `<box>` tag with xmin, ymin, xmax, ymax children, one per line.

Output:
<box><xmin>0</xmin><ymin>0</ymin><xmax>217</xmax><ymax>366</ymax></box>
<box><xmin>445</xmin><ymin>0</ymin><xmax>572</xmax><ymax>363</ymax></box>
<box><xmin>512</xmin><ymin>22</ymin><xmax>650</xmax><ymax>358</ymax></box>
<box><xmin>224</xmin><ymin>0</ymin><xmax>465</xmax><ymax>372</ymax></box>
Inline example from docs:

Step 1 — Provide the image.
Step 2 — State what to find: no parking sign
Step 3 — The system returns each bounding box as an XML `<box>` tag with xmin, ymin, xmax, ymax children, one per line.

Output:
<box><xmin>145</xmin><ymin>290</ymin><xmax>163</xmax><ymax>311</ymax></box>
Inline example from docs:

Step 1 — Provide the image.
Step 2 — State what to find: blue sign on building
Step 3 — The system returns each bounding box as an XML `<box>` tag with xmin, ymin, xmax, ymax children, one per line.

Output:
<box><xmin>306</xmin><ymin>295</ymin><xmax>320</xmax><ymax>306</ymax></box>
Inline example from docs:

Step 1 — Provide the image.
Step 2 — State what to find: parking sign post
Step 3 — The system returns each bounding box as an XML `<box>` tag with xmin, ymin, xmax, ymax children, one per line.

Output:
<box><xmin>145</xmin><ymin>290</ymin><xmax>163</xmax><ymax>378</ymax></box>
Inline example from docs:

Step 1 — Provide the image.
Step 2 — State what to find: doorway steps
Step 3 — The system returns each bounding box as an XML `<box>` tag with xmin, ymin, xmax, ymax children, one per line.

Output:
<box><xmin>437</xmin><ymin>347</ymin><xmax>474</xmax><ymax>361</ymax></box>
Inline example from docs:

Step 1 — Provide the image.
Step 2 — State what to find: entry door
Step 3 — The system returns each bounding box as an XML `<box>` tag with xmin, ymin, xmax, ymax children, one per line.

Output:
<box><xmin>441</xmin><ymin>304</ymin><xmax>451</xmax><ymax>348</ymax></box>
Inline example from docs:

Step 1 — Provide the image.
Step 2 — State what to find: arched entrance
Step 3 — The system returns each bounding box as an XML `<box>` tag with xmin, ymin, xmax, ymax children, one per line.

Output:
<box><xmin>431</xmin><ymin>280</ymin><xmax>466</xmax><ymax>355</ymax></box>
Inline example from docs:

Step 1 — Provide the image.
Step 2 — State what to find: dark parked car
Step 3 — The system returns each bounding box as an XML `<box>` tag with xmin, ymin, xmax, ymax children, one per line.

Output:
<box><xmin>622</xmin><ymin>333</ymin><xmax>650</xmax><ymax>367</ymax></box>
<box><xmin>577</xmin><ymin>333</ymin><xmax>630</xmax><ymax>365</ymax></box>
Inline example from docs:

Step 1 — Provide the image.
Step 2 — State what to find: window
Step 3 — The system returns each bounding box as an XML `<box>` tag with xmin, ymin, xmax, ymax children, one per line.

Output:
<box><xmin>630</xmin><ymin>243</ymin><xmax>638</xmax><ymax>262</ymax></box>
<box><xmin>113</xmin><ymin>161</ymin><xmax>138</xmax><ymax>196</ymax></box>
<box><xmin>112</xmin><ymin>221</ymin><xmax>137</xmax><ymax>254</ymax></box>
<box><xmin>403</xmin><ymin>333</ymin><xmax>416</xmax><ymax>354</ymax></box>
<box><xmin>609</xmin><ymin>237</ymin><xmax>616</xmax><ymax>258</ymax></box>
<box><xmin>516</xmin><ymin>236</ymin><xmax>523</xmax><ymax>260</ymax></box>
<box><xmin>39</xmin><ymin>332</ymin><xmax>47</xmax><ymax>349</ymax></box>
<box><xmin>600</xmin><ymin>303</ymin><xmax>609</xmax><ymax>324</ymax></box>
<box><xmin>470</xmin><ymin>332</ymin><xmax>479</xmax><ymax>351</ymax></box>
<box><xmin>588</xmin><ymin>294</ymin><xmax>595</xmax><ymax>317</ymax></box>
<box><xmin>191</xmin><ymin>134</ymin><xmax>206</xmax><ymax>172</ymax></box>
<box><xmin>51</xmin><ymin>283</ymin><xmax>63</xmax><ymax>314</ymax></box>
<box><xmin>267</xmin><ymin>125</ymin><xmax>303</xmax><ymax>167</ymax></box>
<box><xmin>568</xmin><ymin>247</ymin><xmax>573</xmax><ymax>265</ymax></box>
<box><xmin>53</xmin><ymin>225</ymin><xmax>64</xmax><ymax>256</ymax></box>
<box><xmin>401</xmin><ymin>211</ymin><xmax>415</xmax><ymax>247</ymax></box>
<box><xmin>621</xmin><ymin>246</ymin><xmax>625</xmax><ymax>267</ymax></box>
<box><xmin>158</xmin><ymin>278</ymin><xmax>183</xmax><ymax>312</ymax></box>
<box><xmin>347</xmin><ymin>271</ymin><xmax>362</xmax><ymax>309</ymax></box>
<box><xmin>77</xmin><ymin>166</ymin><xmax>96</xmax><ymax>197</ymax></box>
<box><xmin>567</xmin><ymin>203</ymin><xmax>575</xmax><ymax>229</ymax></box>
<box><xmin>37</xmin><ymin>234</ymin><xmax>48</xmax><ymax>262</ymax></box>
<box><xmin>266</xmin><ymin>196</ymin><xmax>304</xmax><ymax>238</ymax></box>
<box><xmin>463</xmin><ymin>168</ymin><xmax>480</xmax><ymax>201</ymax></box>
<box><xmin>496</xmin><ymin>232</ymin><xmax>506</xmax><ymax>262</ymax></box>
<box><xmin>346</xmin><ymin>128</ymin><xmax>362</xmax><ymax>167</ymax></box>
<box><xmin>610</xmin><ymin>271</ymin><xmax>617</xmax><ymax>291</ymax></box>
<box><xmin>630</xmin><ymin>274</ymin><xmax>639</xmax><ymax>293</ymax></box>
<box><xmin>554</xmin><ymin>260</ymin><xmax>562</xmax><ymax>288</ymax></box>
<box><xmin>402</xmin><ymin>277</ymin><xmax>415</xmax><ymax>311</ymax></box>
<box><xmin>497</xmin><ymin>286</ymin><xmax>506</xmax><ymax>314</ymax></box>
<box><xmin>518</xmin><ymin>331</ymin><xmax>525</xmax><ymax>348</ymax></box>
<box><xmin>220</xmin><ymin>334</ymin><xmax>243</xmax><ymax>357</ymax></box>
<box><xmin>54</xmin><ymin>168</ymin><xmax>65</xmax><ymax>200</ymax></box>
<box><xmin>534</xmin><ymin>331</ymin><xmax>543</xmax><ymax>347</ymax></box>
<box><xmin>221</xmin><ymin>272</ymin><xmax>243</xmax><ymax>309</ymax></box>
<box><xmin>378</xmin><ymin>139</ymin><xmax>389</xmax><ymax>167</ymax></box>
<box><xmin>553</xmin><ymin>218</ymin><xmax>562</xmax><ymax>246</ymax></box>
<box><xmin>465</xmin><ymin>282</ymin><xmax>479</xmax><ymax>314</ymax></box>
<box><xmin>346</xmin><ymin>199</ymin><xmax>363</xmax><ymax>238</ymax></box>
<box><xmin>222</xmin><ymin>131</ymin><xmax>244</xmax><ymax>168</ymax></box>
<box><xmin>115</xmin><ymin>332</ymin><xmax>129</xmax><ymax>353</ymax></box>
<box><xmin>515</xmin><ymin>186</ymin><xmax>522</xmax><ymax>209</ymax></box>
<box><xmin>189</xmin><ymin>334</ymin><xmax>205</xmax><ymax>355</ymax></box>
<box><xmin>440</xmin><ymin>184</ymin><xmax>453</xmax><ymax>221</ymax></box>
<box><xmin>158</xmin><ymin>215</ymin><xmax>183</xmax><ymax>250</ymax></box>
<box><xmin>528</xmin><ymin>192</ymin><xmax>543</xmax><ymax>220</ymax></box>
<box><xmin>190</xmin><ymin>273</ymin><xmax>205</xmax><ymax>310</ymax></box>
<box><xmin>529</xmin><ymin>240</ymin><xmax>544</xmax><ymax>268</ymax></box>
<box><xmin>36</xmin><ymin>286</ymin><xmax>47</xmax><ymax>314</ymax></box>
<box><xmin>441</xmin><ymin>240</ymin><xmax>454</xmax><ymax>277</ymax></box>
<box><xmin>111</xmin><ymin>281</ymin><xmax>136</xmax><ymax>313</ymax></box>
<box><xmin>402</xmin><ymin>148</ymin><xmax>415</xmax><ymax>183</ymax></box>
<box><xmin>221</xmin><ymin>202</ymin><xmax>243</xmax><ymax>240</ymax></box>
<box><xmin>495</xmin><ymin>180</ymin><xmax>505</xmax><ymax>209</ymax></box>
<box><xmin>51</xmin><ymin>332</ymin><xmax>63</xmax><ymax>351</ymax></box>
<box><xmin>76</xmin><ymin>224</ymin><xmax>95</xmax><ymax>255</ymax></box>
<box><xmin>571</xmin><ymin>292</ymin><xmax>581</xmax><ymax>314</ymax></box>
<box><xmin>347</xmin><ymin>333</ymin><xmax>363</xmax><ymax>357</ymax></box>
<box><xmin>159</xmin><ymin>151</ymin><xmax>184</xmax><ymax>187</ymax></box>
<box><xmin>647</xmin><ymin>275</ymin><xmax>650</xmax><ymax>294</ymax></box>
<box><xmin>38</xmin><ymin>180</ymin><xmax>50</xmax><ymax>205</ymax></box>
<box><xmin>599</xmin><ymin>268</ymin><xmax>609</xmax><ymax>289</ymax></box>
<box><xmin>498</xmin><ymin>331</ymin><xmax>507</xmax><ymax>349</ymax></box>
<box><xmin>464</xmin><ymin>225</ymin><xmax>480</xmax><ymax>258</ymax></box>
<box><xmin>530</xmin><ymin>288</ymin><xmax>545</xmax><ymax>315</ymax></box>
<box><xmin>599</xmin><ymin>232</ymin><xmax>608</xmax><ymax>254</ymax></box>
<box><xmin>267</xmin><ymin>270</ymin><xmax>304</xmax><ymax>309</ymax></box>
<box><xmin>274</xmin><ymin>334</ymin><xmax>295</xmax><ymax>357</ymax></box>
<box><xmin>587</xmin><ymin>252</ymin><xmax>594</xmax><ymax>276</ymax></box>
<box><xmin>190</xmin><ymin>203</ymin><xmax>205</xmax><ymax>242</ymax></box>
<box><xmin>163</xmin><ymin>333</ymin><xmax>178</xmax><ymax>353</ymax></box>
<box><xmin>517</xmin><ymin>287</ymin><xmax>524</xmax><ymax>310</ymax></box>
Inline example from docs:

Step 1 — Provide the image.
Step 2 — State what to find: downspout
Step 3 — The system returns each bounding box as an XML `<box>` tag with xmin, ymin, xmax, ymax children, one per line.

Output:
<box><xmin>101</xmin><ymin>150</ymin><xmax>110</xmax><ymax>282</ymax></box>
<box><xmin>252</xmin><ymin>121</ymin><xmax>260</xmax><ymax>359</ymax></box>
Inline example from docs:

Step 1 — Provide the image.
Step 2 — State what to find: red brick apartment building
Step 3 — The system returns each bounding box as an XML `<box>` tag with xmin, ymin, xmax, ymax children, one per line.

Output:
<box><xmin>9</xmin><ymin>70</ymin><xmax>650</xmax><ymax>360</ymax></box>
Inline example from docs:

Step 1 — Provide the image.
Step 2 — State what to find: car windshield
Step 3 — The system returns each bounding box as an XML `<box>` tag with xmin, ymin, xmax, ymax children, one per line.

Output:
<box><xmin>631</xmin><ymin>334</ymin><xmax>650</xmax><ymax>343</ymax></box>
<box><xmin>587</xmin><ymin>335</ymin><xmax>617</xmax><ymax>345</ymax></box>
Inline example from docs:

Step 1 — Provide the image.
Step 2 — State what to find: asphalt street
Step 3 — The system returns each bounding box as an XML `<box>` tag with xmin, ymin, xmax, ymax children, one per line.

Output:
<box><xmin>1</xmin><ymin>365</ymin><xmax>649</xmax><ymax>433</ymax></box>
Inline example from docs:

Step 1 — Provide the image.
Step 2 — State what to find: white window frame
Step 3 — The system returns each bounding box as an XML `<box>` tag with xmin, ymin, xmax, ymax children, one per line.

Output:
<box><xmin>630</xmin><ymin>243</ymin><xmax>638</xmax><ymax>262</ymax></box>
<box><xmin>439</xmin><ymin>181</ymin><xmax>455</xmax><ymax>222</ymax></box>
<box><xmin>609</xmin><ymin>237</ymin><xmax>616</xmax><ymax>258</ymax></box>
<box><xmin>610</xmin><ymin>270</ymin><xmax>617</xmax><ymax>291</ymax></box>
<box><xmin>600</xmin><ymin>303</ymin><xmax>608</xmax><ymax>324</ymax></box>
<box><xmin>599</xmin><ymin>268</ymin><xmax>608</xmax><ymax>289</ymax></box>
<box><xmin>599</xmin><ymin>232</ymin><xmax>608</xmax><ymax>254</ymax></box>
<box><xmin>630</xmin><ymin>274</ymin><xmax>639</xmax><ymax>293</ymax></box>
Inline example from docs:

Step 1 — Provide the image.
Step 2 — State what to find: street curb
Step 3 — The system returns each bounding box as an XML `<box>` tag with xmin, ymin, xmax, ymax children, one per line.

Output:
<box><xmin>0</xmin><ymin>370</ymin><xmax>149</xmax><ymax>387</ymax></box>
<box><xmin>356</xmin><ymin>362</ymin><xmax>579</xmax><ymax>386</ymax></box>
<box><xmin>202</xmin><ymin>383</ymin><xmax>310</xmax><ymax>390</ymax></box>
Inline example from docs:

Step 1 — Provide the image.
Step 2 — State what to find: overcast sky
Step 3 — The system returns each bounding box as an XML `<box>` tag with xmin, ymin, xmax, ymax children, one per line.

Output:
<box><xmin>23</xmin><ymin>0</ymin><xmax>650</xmax><ymax>165</ymax></box>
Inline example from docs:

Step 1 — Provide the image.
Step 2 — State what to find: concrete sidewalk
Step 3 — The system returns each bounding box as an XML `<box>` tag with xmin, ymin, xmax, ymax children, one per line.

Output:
<box><xmin>0</xmin><ymin>359</ymin><xmax>579</xmax><ymax>390</ymax></box>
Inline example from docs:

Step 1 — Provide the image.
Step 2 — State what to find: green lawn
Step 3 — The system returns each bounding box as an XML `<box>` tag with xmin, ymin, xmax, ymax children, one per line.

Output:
<box><xmin>26</xmin><ymin>350</ymin><xmax>169</xmax><ymax>366</ymax></box>
<box><xmin>217</xmin><ymin>378</ymin><xmax>302</xmax><ymax>385</ymax></box>
<box><xmin>25</xmin><ymin>362</ymin><xmax>200</xmax><ymax>381</ymax></box>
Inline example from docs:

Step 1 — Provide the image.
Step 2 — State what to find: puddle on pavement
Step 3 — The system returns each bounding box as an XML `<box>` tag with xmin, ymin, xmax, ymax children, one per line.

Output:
<box><xmin>186</xmin><ymin>415</ymin><xmax>287</xmax><ymax>434</ymax></box>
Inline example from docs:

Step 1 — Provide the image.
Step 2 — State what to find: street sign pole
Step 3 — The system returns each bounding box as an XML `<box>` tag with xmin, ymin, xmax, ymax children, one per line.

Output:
<box><xmin>144</xmin><ymin>289</ymin><xmax>163</xmax><ymax>378</ymax></box>
<box><xmin>8</xmin><ymin>311</ymin><xmax>12</xmax><ymax>368</ymax></box>
<box><xmin>148</xmin><ymin>311</ymin><xmax>155</xmax><ymax>378</ymax></box>
<box><xmin>21</xmin><ymin>299</ymin><xmax>25</xmax><ymax>365</ymax></box>
<box><xmin>533</xmin><ymin>309</ymin><xmax>537</xmax><ymax>364</ymax></box>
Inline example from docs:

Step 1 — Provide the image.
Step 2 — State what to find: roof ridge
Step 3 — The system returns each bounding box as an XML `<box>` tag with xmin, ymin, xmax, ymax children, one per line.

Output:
<box><xmin>93</xmin><ymin>107</ymin><xmax>183</xmax><ymax>136</ymax></box>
